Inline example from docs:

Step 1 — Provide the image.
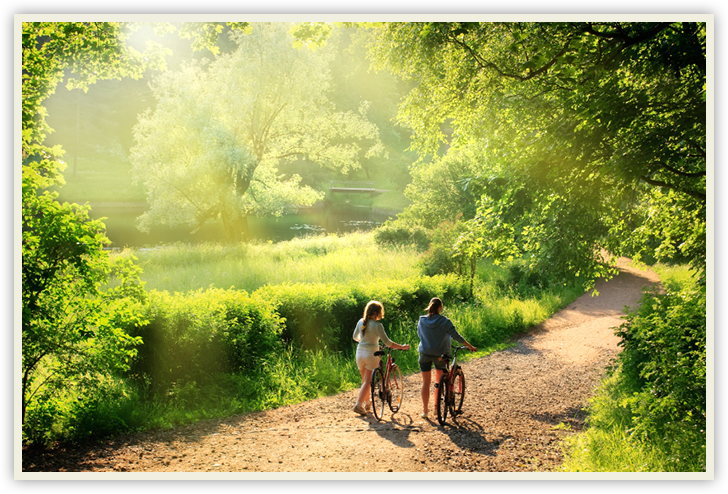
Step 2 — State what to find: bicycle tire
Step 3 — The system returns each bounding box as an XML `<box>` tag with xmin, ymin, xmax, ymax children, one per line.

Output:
<box><xmin>435</xmin><ymin>373</ymin><xmax>449</xmax><ymax>425</ymax></box>
<box><xmin>387</xmin><ymin>364</ymin><xmax>404</xmax><ymax>413</ymax></box>
<box><xmin>371</xmin><ymin>367</ymin><xmax>386</xmax><ymax>421</ymax></box>
<box><xmin>450</xmin><ymin>367</ymin><xmax>465</xmax><ymax>416</ymax></box>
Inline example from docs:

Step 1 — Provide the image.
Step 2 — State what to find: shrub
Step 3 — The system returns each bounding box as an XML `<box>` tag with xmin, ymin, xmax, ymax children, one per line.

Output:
<box><xmin>127</xmin><ymin>289</ymin><xmax>285</xmax><ymax>394</ymax></box>
<box><xmin>615</xmin><ymin>281</ymin><xmax>706</xmax><ymax>458</ymax></box>
<box><xmin>417</xmin><ymin>221</ymin><xmax>460</xmax><ymax>275</ymax></box>
<box><xmin>255</xmin><ymin>274</ymin><xmax>471</xmax><ymax>352</ymax></box>
<box><xmin>255</xmin><ymin>283</ymin><xmax>361</xmax><ymax>352</ymax></box>
<box><xmin>373</xmin><ymin>222</ymin><xmax>430</xmax><ymax>251</ymax></box>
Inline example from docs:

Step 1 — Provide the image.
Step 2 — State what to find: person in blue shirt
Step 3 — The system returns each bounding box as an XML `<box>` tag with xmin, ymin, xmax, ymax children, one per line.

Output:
<box><xmin>417</xmin><ymin>297</ymin><xmax>476</xmax><ymax>419</ymax></box>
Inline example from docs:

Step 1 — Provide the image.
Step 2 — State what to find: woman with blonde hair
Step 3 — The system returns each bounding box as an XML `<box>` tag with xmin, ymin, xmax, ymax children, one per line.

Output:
<box><xmin>352</xmin><ymin>300</ymin><xmax>410</xmax><ymax>416</ymax></box>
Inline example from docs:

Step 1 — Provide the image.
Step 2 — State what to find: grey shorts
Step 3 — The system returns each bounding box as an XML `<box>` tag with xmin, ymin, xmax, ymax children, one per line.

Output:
<box><xmin>419</xmin><ymin>353</ymin><xmax>447</xmax><ymax>372</ymax></box>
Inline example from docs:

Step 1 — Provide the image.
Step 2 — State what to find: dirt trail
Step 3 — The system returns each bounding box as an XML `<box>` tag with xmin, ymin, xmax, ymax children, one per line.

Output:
<box><xmin>22</xmin><ymin>258</ymin><xmax>660</xmax><ymax>474</ymax></box>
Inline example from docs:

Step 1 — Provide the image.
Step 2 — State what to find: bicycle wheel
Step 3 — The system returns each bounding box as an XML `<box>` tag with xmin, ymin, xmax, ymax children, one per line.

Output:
<box><xmin>435</xmin><ymin>373</ymin><xmax>449</xmax><ymax>425</ymax></box>
<box><xmin>370</xmin><ymin>368</ymin><xmax>386</xmax><ymax>421</ymax></box>
<box><xmin>450</xmin><ymin>367</ymin><xmax>465</xmax><ymax>416</ymax></box>
<box><xmin>387</xmin><ymin>364</ymin><xmax>404</xmax><ymax>413</ymax></box>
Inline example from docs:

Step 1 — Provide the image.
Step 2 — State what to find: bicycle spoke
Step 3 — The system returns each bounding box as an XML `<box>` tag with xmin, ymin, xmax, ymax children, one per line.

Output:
<box><xmin>388</xmin><ymin>364</ymin><xmax>404</xmax><ymax>413</ymax></box>
<box><xmin>370</xmin><ymin>368</ymin><xmax>386</xmax><ymax>421</ymax></box>
<box><xmin>436</xmin><ymin>373</ymin><xmax>449</xmax><ymax>426</ymax></box>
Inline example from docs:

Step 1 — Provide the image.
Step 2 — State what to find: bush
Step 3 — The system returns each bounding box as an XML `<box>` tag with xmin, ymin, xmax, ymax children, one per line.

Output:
<box><xmin>255</xmin><ymin>283</ymin><xmax>361</xmax><ymax>351</ymax></box>
<box><xmin>255</xmin><ymin>274</ymin><xmax>471</xmax><ymax>352</ymax></box>
<box><xmin>418</xmin><ymin>219</ymin><xmax>468</xmax><ymax>276</ymax></box>
<box><xmin>615</xmin><ymin>281</ymin><xmax>706</xmax><ymax>455</ymax></box>
<box><xmin>127</xmin><ymin>289</ymin><xmax>285</xmax><ymax>394</ymax></box>
<box><xmin>373</xmin><ymin>222</ymin><xmax>430</xmax><ymax>251</ymax></box>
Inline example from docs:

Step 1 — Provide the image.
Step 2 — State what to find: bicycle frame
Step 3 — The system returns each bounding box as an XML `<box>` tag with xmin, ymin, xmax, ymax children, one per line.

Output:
<box><xmin>435</xmin><ymin>345</ymin><xmax>467</xmax><ymax>425</ymax></box>
<box><xmin>371</xmin><ymin>346</ymin><xmax>404</xmax><ymax>420</ymax></box>
<box><xmin>449</xmin><ymin>346</ymin><xmax>465</xmax><ymax>374</ymax></box>
<box><xmin>374</xmin><ymin>346</ymin><xmax>394</xmax><ymax>382</ymax></box>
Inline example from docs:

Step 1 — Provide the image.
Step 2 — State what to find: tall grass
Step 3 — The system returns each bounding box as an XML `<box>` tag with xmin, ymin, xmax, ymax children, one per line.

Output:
<box><xmin>116</xmin><ymin>232</ymin><xmax>422</xmax><ymax>293</ymax></box>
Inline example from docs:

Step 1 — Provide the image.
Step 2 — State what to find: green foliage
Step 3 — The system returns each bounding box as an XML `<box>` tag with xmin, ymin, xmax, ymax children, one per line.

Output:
<box><xmin>130</xmin><ymin>22</ymin><xmax>386</xmax><ymax>241</ymax></box>
<box><xmin>623</xmin><ymin>188</ymin><xmax>706</xmax><ymax>279</ymax></box>
<box><xmin>560</xmin><ymin>265</ymin><xmax>706</xmax><ymax>472</ymax></box>
<box><xmin>615</xmin><ymin>278</ymin><xmax>706</xmax><ymax>448</ymax></box>
<box><xmin>127</xmin><ymin>289</ymin><xmax>285</xmax><ymax>394</ymax></box>
<box><xmin>25</xmin><ymin>23</ymin><xmax>707</xmax><ymax>462</ymax></box>
<box><xmin>373</xmin><ymin>222</ymin><xmax>430</xmax><ymax>251</ymax></box>
<box><xmin>418</xmin><ymin>219</ymin><xmax>466</xmax><ymax>277</ymax></box>
<box><xmin>366</xmin><ymin>21</ymin><xmax>706</xmax><ymax>288</ymax></box>
<box><xmin>396</xmin><ymin>143</ymin><xmax>488</xmax><ymax>229</ymax></box>
<box><xmin>21</xmin><ymin>164</ymin><xmax>145</xmax><ymax>435</ymax></box>
<box><xmin>23</xmin><ymin>235</ymin><xmax>584</xmax><ymax>446</ymax></box>
<box><xmin>558</xmin><ymin>370</ymin><xmax>704</xmax><ymax>472</ymax></box>
<box><xmin>122</xmin><ymin>232</ymin><xmax>424</xmax><ymax>293</ymax></box>
<box><xmin>256</xmin><ymin>273</ymin><xmax>470</xmax><ymax>352</ymax></box>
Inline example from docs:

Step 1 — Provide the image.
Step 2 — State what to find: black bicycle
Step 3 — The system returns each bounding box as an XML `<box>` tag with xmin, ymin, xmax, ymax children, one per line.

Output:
<box><xmin>434</xmin><ymin>345</ymin><xmax>468</xmax><ymax>425</ymax></box>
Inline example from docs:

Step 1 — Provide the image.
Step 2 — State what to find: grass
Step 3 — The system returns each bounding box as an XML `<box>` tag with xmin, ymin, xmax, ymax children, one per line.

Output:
<box><xmin>112</xmin><ymin>231</ymin><xmax>423</xmax><ymax>293</ymax></box>
<box><xmin>557</xmin><ymin>369</ymin><xmax>705</xmax><ymax>472</ymax></box>
<box><xmin>122</xmin><ymin>234</ymin><xmax>584</xmax><ymax>433</ymax></box>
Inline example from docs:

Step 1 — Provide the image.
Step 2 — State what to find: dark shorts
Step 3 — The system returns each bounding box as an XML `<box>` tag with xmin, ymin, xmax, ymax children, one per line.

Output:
<box><xmin>419</xmin><ymin>353</ymin><xmax>447</xmax><ymax>372</ymax></box>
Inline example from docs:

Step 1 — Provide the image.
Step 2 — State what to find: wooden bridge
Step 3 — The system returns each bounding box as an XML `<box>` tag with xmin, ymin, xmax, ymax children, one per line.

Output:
<box><xmin>328</xmin><ymin>181</ymin><xmax>390</xmax><ymax>196</ymax></box>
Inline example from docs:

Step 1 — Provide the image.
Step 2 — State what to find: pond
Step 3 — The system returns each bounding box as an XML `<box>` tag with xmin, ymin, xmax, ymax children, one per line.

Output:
<box><xmin>91</xmin><ymin>204</ymin><xmax>397</xmax><ymax>248</ymax></box>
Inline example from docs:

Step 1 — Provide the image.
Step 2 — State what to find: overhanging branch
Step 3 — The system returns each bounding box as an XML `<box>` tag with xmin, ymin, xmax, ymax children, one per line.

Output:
<box><xmin>650</xmin><ymin>161</ymin><xmax>706</xmax><ymax>179</ymax></box>
<box><xmin>639</xmin><ymin>175</ymin><xmax>706</xmax><ymax>202</ymax></box>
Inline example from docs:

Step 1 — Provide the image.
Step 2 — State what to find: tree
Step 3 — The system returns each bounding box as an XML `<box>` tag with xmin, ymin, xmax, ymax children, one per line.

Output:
<box><xmin>20</xmin><ymin>22</ymin><xmax>166</xmax><ymax>433</ymax></box>
<box><xmin>21</xmin><ymin>168</ymin><xmax>145</xmax><ymax>431</ymax></box>
<box><xmin>367</xmin><ymin>21</ymin><xmax>706</xmax><ymax>286</ymax></box>
<box><xmin>130</xmin><ymin>23</ymin><xmax>386</xmax><ymax>241</ymax></box>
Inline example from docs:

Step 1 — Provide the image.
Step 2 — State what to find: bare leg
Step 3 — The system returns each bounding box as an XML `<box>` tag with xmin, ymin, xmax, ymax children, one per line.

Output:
<box><xmin>422</xmin><ymin>366</ymin><xmax>446</xmax><ymax>415</ymax></box>
<box><xmin>421</xmin><ymin>370</ymin><xmax>431</xmax><ymax>415</ymax></box>
<box><xmin>356</xmin><ymin>366</ymin><xmax>373</xmax><ymax>409</ymax></box>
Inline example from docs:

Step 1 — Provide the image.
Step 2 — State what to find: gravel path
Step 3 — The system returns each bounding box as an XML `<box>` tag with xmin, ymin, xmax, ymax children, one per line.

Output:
<box><xmin>22</xmin><ymin>258</ymin><xmax>660</xmax><ymax>475</ymax></box>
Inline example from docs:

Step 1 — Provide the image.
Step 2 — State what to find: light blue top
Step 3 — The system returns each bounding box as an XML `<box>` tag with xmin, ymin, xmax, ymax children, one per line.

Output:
<box><xmin>417</xmin><ymin>314</ymin><xmax>466</xmax><ymax>357</ymax></box>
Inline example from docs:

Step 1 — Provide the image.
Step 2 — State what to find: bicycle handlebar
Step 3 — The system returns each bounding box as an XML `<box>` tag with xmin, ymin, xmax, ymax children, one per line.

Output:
<box><xmin>375</xmin><ymin>346</ymin><xmax>406</xmax><ymax>356</ymax></box>
<box><xmin>440</xmin><ymin>346</ymin><xmax>471</xmax><ymax>361</ymax></box>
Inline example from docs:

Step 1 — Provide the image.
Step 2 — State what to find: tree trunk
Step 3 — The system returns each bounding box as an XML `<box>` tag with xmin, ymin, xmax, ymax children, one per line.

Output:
<box><xmin>220</xmin><ymin>207</ymin><xmax>249</xmax><ymax>242</ymax></box>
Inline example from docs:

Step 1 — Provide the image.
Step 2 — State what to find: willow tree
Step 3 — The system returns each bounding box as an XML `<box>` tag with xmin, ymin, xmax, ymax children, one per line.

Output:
<box><xmin>131</xmin><ymin>23</ymin><xmax>385</xmax><ymax>241</ymax></box>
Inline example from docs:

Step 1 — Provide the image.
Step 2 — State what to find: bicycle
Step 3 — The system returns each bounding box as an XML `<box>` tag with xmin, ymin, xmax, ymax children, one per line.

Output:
<box><xmin>434</xmin><ymin>345</ymin><xmax>468</xmax><ymax>425</ymax></box>
<box><xmin>370</xmin><ymin>345</ymin><xmax>405</xmax><ymax>421</ymax></box>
